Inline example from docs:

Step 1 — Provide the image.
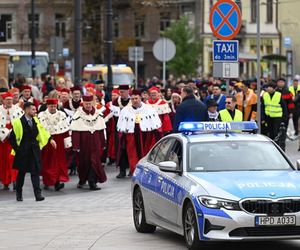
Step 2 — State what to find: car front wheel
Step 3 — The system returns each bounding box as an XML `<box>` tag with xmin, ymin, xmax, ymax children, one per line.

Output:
<box><xmin>133</xmin><ymin>187</ymin><xmax>156</xmax><ymax>233</ymax></box>
<box><xmin>183</xmin><ymin>202</ymin><xmax>202</xmax><ymax>250</ymax></box>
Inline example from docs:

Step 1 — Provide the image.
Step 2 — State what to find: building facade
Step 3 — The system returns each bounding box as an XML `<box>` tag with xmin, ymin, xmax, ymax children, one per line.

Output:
<box><xmin>202</xmin><ymin>0</ymin><xmax>280</xmax><ymax>79</ymax></box>
<box><xmin>0</xmin><ymin>0</ymin><xmax>295</xmax><ymax>82</ymax></box>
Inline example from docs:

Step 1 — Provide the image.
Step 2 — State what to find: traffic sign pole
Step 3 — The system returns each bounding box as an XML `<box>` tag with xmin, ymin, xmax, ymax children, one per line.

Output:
<box><xmin>153</xmin><ymin>38</ymin><xmax>176</xmax><ymax>88</ymax></box>
<box><xmin>163</xmin><ymin>38</ymin><xmax>166</xmax><ymax>88</ymax></box>
<box><xmin>210</xmin><ymin>0</ymin><xmax>242</xmax><ymax>94</ymax></box>
<box><xmin>135</xmin><ymin>47</ymin><xmax>138</xmax><ymax>89</ymax></box>
<box><xmin>256</xmin><ymin>0</ymin><xmax>261</xmax><ymax>134</ymax></box>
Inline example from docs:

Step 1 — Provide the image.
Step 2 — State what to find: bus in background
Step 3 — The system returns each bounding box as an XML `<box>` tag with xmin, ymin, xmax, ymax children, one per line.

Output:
<box><xmin>83</xmin><ymin>64</ymin><xmax>134</xmax><ymax>86</ymax></box>
<box><xmin>8</xmin><ymin>51</ymin><xmax>49</xmax><ymax>79</ymax></box>
<box><xmin>0</xmin><ymin>49</ymin><xmax>49</xmax><ymax>80</ymax></box>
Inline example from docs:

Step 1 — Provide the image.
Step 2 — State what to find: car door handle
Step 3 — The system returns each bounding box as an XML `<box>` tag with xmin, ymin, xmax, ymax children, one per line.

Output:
<box><xmin>158</xmin><ymin>176</ymin><xmax>163</xmax><ymax>182</ymax></box>
<box><xmin>144</xmin><ymin>168</ymin><xmax>149</xmax><ymax>174</ymax></box>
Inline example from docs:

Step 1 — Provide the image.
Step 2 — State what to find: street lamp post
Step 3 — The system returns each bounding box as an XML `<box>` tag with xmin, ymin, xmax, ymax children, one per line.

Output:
<box><xmin>74</xmin><ymin>0</ymin><xmax>82</xmax><ymax>86</ymax></box>
<box><xmin>257</xmin><ymin>0</ymin><xmax>261</xmax><ymax>134</ymax></box>
<box><xmin>31</xmin><ymin>0</ymin><xmax>36</xmax><ymax>79</ymax></box>
<box><xmin>106</xmin><ymin>0</ymin><xmax>113</xmax><ymax>91</ymax></box>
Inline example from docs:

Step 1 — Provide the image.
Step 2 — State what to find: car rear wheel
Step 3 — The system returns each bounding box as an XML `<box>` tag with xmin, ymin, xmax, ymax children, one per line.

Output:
<box><xmin>133</xmin><ymin>187</ymin><xmax>156</xmax><ymax>233</ymax></box>
<box><xmin>183</xmin><ymin>202</ymin><xmax>202</xmax><ymax>250</ymax></box>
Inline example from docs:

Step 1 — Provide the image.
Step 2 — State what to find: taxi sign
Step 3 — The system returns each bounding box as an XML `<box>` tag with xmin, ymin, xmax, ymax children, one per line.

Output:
<box><xmin>178</xmin><ymin>122</ymin><xmax>258</xmax><ymax>133</ymax></box>
<box><xmin>209</xmin><ymin>0</ymin><xmax>242</xmax><ymax>40</ymax></box>
<box><xmin>213</xmin><ymin>40</ymin><xmax>239</xmax><ymax>62</ymax></box>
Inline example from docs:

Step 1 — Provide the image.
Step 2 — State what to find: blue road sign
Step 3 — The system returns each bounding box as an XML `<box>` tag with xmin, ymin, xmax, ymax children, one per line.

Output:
<box><xmin>213</xmin><ymin>40</ymin><xmax>239</xmax><ymax>62</ymax></box>
<box><xmin>210</xmin><ymin>0</ymin><xmax>242</xmax><ymax>40</ymax></box>
<box><xmin>27</xmin><ymin>58</ymin><xmax>39</xmax><ymax>66</ymax></box>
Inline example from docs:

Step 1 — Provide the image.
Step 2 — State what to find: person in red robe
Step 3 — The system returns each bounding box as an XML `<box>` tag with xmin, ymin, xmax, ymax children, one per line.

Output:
<box><xmin>38</xmin><ymin>99</ymin><xmax>70</xmax><ymax>191</ymax></box>
<box><xmin>146</xmin><ymin>86</ymin><xmax>172</xmax><ymax>135</ymax></box>
<box><xmin>116</xmin><ymin>90</ymin><xmax>162</xmax><ymax>178</ymax></box>
<box><xmin>19</xmin><ymin>85</ymin><xmax>40</xmax><ymax>110</ymax></box>
<box><xmin>0</xmin><ymin>92</ymin><xmax>23</xmax><ymax>190</ymax></box>
<box><xmin>70</xmin><ymin>95</ymin><xmax>107</xmax><ymax>190</ymax></box>
<box><xmin>104</xmin><ymin>89</ymin><xmax>120</xmax><ymax>165</ymax></box>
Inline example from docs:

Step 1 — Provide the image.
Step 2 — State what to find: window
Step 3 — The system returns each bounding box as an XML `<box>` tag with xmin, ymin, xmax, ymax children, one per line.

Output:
<box><xmin>28</xmin><ymin>14</ymin><xmax>40</xmax><ymax>39</ymax></box>
<box><xmin>266</xmin><ymin>0</ymin><xmax>273</xmax><ymax>23</ymax></box>
<box><xmin>160</xmin><ymin>12</ymin><xmax>170</xmax><ymax>32</ymax></box>
<box><xmin>55</xmin><ymin>13</ymin><xmax>66</xmax><ymax>38</ymax></box>
<box><xmin>0</xmin><ymin>14</ymin><xmax>12</xmax><ymax>41</ymax></box>
<box><xmin>149</xmin><ymin>138</ymin><xmax>175</xmax><ymax>164</ymax></box>
<box><xmin>250</xmin><ymin>0</ymin><xmax>257</xmax><ymax>23</ymax></box>
<box><xmin>135</xmin><ymin>14</ymin><xmax>145</xmax><ymax>38</ymax></box>
<box><xmin>188</xmin><ymin>141</ymin><xmax>292</xmax><ymax>172</ymax></box>
<box><xmin>166</xmin><ymin>140</ymin><xmax>183</xmax><ymax>169</ymax></box>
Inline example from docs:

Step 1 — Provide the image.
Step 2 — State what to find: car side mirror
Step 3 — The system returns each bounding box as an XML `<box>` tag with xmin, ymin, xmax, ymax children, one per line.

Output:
<box><xmin>296</xmin><ymin>159</ymin><xmax>300</xmax><ymax>171</ymax></box>
<box><xmin>158</xmin><ymin>161</ymin><xmax>181</xmax><ymax>174</ymax></box>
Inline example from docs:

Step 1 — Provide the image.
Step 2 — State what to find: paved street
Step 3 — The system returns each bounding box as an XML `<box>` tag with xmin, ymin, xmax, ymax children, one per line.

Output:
<box><xmin>0</xmin><ymin>139</ymin><xmax>300</xmax><ymax>250</ymax></box>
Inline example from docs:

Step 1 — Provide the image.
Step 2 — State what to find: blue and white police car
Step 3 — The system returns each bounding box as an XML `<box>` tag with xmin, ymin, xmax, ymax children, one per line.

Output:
<box><xmin>131</xmin><ymin>122</ymin><xmax>300</xmax><ymax>249</ymax></box>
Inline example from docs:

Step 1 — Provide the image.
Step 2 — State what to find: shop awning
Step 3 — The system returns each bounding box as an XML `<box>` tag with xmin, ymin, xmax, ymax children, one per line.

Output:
<box><xmin>262</xmin><ymin>54</ymin><xmax>287</xmax><ymax>62</ymax></box>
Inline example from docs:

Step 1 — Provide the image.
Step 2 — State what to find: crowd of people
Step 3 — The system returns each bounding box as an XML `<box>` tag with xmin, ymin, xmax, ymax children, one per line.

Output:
<box><xmin>0</xmin><ymin>73</ymin><xmax>299</xmax><ymax>201</ymax></box>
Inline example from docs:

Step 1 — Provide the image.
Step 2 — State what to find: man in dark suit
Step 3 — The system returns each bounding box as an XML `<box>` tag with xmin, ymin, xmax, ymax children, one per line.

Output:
<box><xmin>10</xmin><ymin>102</ymin><xmax>56</xmax><ymax>202</ymax></box>
<box><xmin>173</xmin><ymin>86</ymin><xmax>208</xmax><ymax>133</ymax></box>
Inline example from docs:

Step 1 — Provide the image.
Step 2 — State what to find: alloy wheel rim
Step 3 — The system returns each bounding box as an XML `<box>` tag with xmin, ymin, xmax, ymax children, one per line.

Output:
<box><xmin>185</xmin><ymin>207</ymin><xmax>195</xmax><ymax>245</ymax></box>
<box><xmin>134</xmin><ymin>192</ymin><xmax>143</xmax><ymax>226</ymax></box>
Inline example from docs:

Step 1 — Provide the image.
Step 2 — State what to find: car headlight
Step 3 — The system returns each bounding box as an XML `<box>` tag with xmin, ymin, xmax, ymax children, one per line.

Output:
<box><xmin>199</xmin><ymin>196</ymin><xmax>241</xmax><ymax>210</ymax></box>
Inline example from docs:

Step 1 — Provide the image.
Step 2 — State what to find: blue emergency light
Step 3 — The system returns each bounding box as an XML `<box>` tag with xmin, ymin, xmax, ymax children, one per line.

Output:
<box><xmin>178</xmin><ymin>122</ymin><xmax>258</xmax><ymax>133</ymax></box>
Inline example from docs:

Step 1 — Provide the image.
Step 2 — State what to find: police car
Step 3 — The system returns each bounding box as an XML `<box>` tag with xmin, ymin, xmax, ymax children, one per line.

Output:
<box><xmin>131</xmin><ymin>122</ymin><xmax>300</xmax><ymax>250</ymax></box>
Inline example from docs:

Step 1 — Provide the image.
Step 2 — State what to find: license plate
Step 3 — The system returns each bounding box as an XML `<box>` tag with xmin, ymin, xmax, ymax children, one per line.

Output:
<box><xmin>255</xmin><ymin>215</ymin><xmax>296</xmax><ymax>226</ymax></box>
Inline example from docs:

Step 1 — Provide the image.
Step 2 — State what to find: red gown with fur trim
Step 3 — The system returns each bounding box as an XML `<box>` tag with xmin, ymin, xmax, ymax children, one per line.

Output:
<box><xmin>146</xmin><ymin>98</ymin><xmax>172</xmax><ymax>134</ymax></box>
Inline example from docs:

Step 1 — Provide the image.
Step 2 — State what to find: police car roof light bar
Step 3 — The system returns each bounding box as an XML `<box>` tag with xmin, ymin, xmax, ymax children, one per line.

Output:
<box><xmin>178</xmin><ymin>122</ymin><xmax>258</xmax><ymax>134</ymax></box>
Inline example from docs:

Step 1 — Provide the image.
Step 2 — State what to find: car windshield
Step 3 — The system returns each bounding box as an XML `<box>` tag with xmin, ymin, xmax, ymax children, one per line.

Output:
<box><xmin>11</xmin><ymin>55</ymin><xmax>48</xmax><ymax>78</ymax></box>
<box><xmin>188</xmin><ymin>141</ymin><xmax>292</xmax><ymax>172</ymax></box>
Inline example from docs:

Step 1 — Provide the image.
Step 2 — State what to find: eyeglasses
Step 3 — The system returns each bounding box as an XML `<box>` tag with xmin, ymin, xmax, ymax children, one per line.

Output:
<box><xmin>226</xmin><ymin>102</ymin><xmax>232</xmax><ymax>104</ymax></box>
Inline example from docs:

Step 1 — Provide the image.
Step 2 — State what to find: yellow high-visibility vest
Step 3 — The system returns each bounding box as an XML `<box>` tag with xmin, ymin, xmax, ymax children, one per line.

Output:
<box><xmin>289</xmin><ymin>85</ymin><xmax>300</xmax><ymax>97</ymax></box>
<box><xmin>219</xmin><ymin>109</ymin><xmax>243</xmax><ymax>122</ymax></box>
<box><xmin>263</xmin><ymin>92</ymin><xmax>283</xmax><ymax>118</ymax></box>
<box><xmin>11</xmin><ymin>116</ymin><xmax>50</xmax><ymax>155</ymax></box>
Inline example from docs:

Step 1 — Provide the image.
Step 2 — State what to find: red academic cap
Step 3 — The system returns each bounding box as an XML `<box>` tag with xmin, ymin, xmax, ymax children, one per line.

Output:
<box><xmin>148</xmin><ymin>86</ymin><xmax>160</xmax><ymax>93</ymax></box>
<box><xmin>21</xmin><ymin>85</ymin><xmax>32</xmax><ymax>91</ymax></box>
<box><xmin>46</xmin><ymin>98</ymin><xmax>59</xmax><ymax>105</ymax></box>
<box><xmin>111</xmin><ymin>89</ymin><xmax>120</xmax><ymax>95</ymax></box>
<box><xmin>60</xmin><ymin>88</ymin><xmax>70</xmax><ymax>94</ymax></box>
<box><xmin>82</xmin><ymin>95</ymin><xmax>94</xmax><ymax>102</ymax></box>
<box><xmin>131</xmin><ymin>89</ymin><xmax>142</xmax><ymax>96</ymax></box>
<box><xmin>1</xmin><ymin>92</ymin><xmax>13</xmax><ymax>99</ymax></box>
<box><xmin>171</xmin><ymin>89</ymin><xmax>181</xmax><ymax>96</ymax></box>
<box><xmin>85</xmin><ymin>83</ymin><xmax>95</xmax><ymax>89</ymax></box>
<box><xmin>70</xmin><ymin>86</ymin><xmax>81</xmax><ymax>92</ymax></box>
<box><xmin>119</xmin><ymin>84</ymin><xmax>129</xmax><ymax>90</ymax></box>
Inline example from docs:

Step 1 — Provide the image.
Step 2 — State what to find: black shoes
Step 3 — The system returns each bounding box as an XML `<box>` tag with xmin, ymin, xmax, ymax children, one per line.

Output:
<box><xmin>35</xmin><ymin>194</ymin><xmax>45</xmax><ymax>202</ymax></box>
<box><xmin>116</xmin><ymin>173</ymin><xmax>126</xmax><ymax>179</ymax></box>
<box><xmin>89</xmin><ymin>184</ymin><xmax>101</xmax><ymax>191</ymax></box>
<box><xmin>54</xmin><ymin>182</ymin><xmax>65</xmax><ymax>191</ymax></box>
<box><xmin>16</xmin><ymin>193</ymin><xmax>23</xmax><ymax>202</ymax></box>
<box><xmin>77</xmin><ymin>182</ymin><xmax>85</xmax><ymax>189</ymax></box>
<box><xmin>35</xmin><ymin>190</ymin><xmax>45</xmax><ymax>202</ymax></box>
